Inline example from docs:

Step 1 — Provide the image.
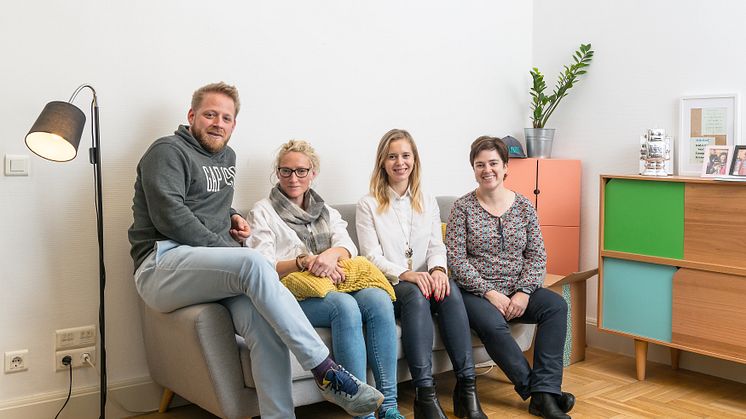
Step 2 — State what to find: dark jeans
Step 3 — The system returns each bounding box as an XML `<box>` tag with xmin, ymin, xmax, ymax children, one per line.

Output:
<box><xmin>394</xmin><ymin>280</ymin><xmax>476</xmax><ymax>388</ymax></box>
<box><xmin>461</xmin><ymin>287</ymin><xmax>567</xmax><ymax>399</ymax></box>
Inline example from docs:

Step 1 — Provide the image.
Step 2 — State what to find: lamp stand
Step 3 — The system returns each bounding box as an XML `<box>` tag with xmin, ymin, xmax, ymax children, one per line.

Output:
<box><xmin>91</xmin><ymin>93</ymin><xmax>107</xmax><ymax>419</ymax></box>
<box><xmin>74</xmin><ymin>85</ymin><xmax>107</xmax><ymax>419</ymax></box>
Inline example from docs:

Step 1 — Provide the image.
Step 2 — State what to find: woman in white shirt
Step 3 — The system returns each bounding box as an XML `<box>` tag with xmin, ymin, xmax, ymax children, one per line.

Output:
<box><xmin>356</xmin><ymin>129</ymin><xmax>486</xmax><ymax>419</ymax></box>
<box><xmin>248</xmin><ymin>140</ymin><xmax>403</xmax><ymax>419</ymax></box>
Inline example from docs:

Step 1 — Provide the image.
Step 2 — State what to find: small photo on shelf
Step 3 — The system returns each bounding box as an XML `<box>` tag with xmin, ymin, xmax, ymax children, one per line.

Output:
<box><xmin>701</xmin><ymin>145</ymin><xmax>732</xmax><ymax>177</ymax></box>
<box><xmin>730</xmin><ymin>145</ymin><xmax>746</xmax><ymax>176</ymax></box>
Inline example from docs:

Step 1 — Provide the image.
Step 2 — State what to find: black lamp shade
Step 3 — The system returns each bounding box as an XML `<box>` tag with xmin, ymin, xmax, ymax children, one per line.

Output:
<box><xmin>25</xmin><ymin>101</ymin><xmax>86</xmax><ymax>162</ymax></box>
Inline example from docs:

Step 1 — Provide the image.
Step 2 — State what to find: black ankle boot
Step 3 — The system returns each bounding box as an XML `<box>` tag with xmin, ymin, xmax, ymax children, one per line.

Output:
<box><xmin>555</xmin><ymin>392</ymin><xmax>575</xmax><ymax>413</ymax></box>
<box><xmin>453</xmin><ymin>377</ymin><xmax>487</xmax><ymax>419</ymax></box>
<box><xmin>528</xmin><ymin>392</ymin><xmax>570</xmax><ymax>419</ymax></box>
<box><xmin>413</xmin><ymin>386</ymin><xmax>447</xmax><ymax>419</ymax></box>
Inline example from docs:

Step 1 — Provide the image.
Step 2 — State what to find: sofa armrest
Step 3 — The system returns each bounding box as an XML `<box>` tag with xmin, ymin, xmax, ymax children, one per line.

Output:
<box><xmin>139</xmin><ymin>300</ymin><xmax>258</xmax><ymax>418</ymax></box>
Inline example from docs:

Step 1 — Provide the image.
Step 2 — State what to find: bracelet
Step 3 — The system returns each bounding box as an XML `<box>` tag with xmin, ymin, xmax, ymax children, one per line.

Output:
<box><xmin>295</xmin><ymin>254</ymin><xmax>308</xmax><ymax>272</ymax></box>
<box><xmin>428</xmin><ymin>266</ymin><xmax>447</xmax><ymax>275</ymax></box>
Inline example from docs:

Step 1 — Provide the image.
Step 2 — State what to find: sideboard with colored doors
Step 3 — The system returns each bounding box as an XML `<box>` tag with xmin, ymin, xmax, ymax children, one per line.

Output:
<box><xmin>505</xmin><ymin>158</ymin><xmax>587</xmax><ymax>364</ymax></box>
<box><xmin>599</xmin><ymin>174</ymin><xmax>746</xmax><ymax>380</ymax></box>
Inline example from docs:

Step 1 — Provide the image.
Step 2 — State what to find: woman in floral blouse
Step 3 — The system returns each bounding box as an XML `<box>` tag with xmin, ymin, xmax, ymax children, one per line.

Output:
<box><xmin>445</xmin><ymin>136</ymin><xmax>575</xmax><ymax>419</ymax></box>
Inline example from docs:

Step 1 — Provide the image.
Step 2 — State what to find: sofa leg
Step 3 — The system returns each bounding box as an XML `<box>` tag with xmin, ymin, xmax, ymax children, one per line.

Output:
<box><xmin>158</xmin><ymin>388</ymin><xmax>175</xmax><ymax>413</ymax></box>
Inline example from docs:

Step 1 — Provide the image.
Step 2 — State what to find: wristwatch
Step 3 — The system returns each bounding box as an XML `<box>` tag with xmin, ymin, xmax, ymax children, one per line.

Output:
<box><xmin>517</xmin><ymin>287</ymin><xmax>533</xmax><ymax>296</ymax></box>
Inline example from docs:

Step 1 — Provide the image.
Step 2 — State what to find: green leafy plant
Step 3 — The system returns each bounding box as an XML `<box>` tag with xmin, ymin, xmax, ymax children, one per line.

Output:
<box><xmin>530</xmin><ymin>43</ymin><xmax>594</xmax><ymax>128</ymax></box>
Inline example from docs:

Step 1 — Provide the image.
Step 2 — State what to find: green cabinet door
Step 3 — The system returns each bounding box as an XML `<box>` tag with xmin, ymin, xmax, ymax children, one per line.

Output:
<box><xmin>604</xmin><ymin>179</ymin><xmax>684</xmax><ymax>259</ymax></box>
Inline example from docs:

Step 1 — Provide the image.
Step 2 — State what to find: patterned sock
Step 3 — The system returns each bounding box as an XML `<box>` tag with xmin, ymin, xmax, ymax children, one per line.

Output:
<box><xmin>311</xmin><ymin>356</ymin><xmax>337</xmax><ymax>385</ymax></box>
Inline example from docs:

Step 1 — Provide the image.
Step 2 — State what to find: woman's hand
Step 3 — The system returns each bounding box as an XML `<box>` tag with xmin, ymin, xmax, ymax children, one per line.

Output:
<box><xmin>430</xmin><ymin>269</ymin><xmax>451</xmax><ymax>302</ymax></box>
<box><xmin>399</xmin><ymin>270</ymin><xmax>434</xmax><ymax>298</ymax></box>
<box><xmin>305</xmin><ymin>250</ymin><xmax>340</xmax><ymax>279</ymax></box>
<box><xmin>485</xmin><ymin>290</ymin><xmax>511</xmax><ymax>317</ymax></box>
<box><xmin>505</xmin><ymin>292</ymin><xmax>529</xmax><ymax>321</ymax></box>
<box><xmin>328</xmin><ymin>264</ymin><xmax>346</xmax><ymax>285</ymax></box>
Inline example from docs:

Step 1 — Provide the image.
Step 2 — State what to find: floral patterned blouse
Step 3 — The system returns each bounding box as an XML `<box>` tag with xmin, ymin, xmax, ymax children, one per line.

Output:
<box><xmin>445</xmin><ymin>190</ymin><xmax>546</xmax><ymax>297</ymax></box>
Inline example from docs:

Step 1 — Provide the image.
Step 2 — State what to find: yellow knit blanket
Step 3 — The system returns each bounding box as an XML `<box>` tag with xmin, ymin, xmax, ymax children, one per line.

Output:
<box><xmin>281</xmin><ymin>256</ymin><xmax>396</xmax><ymax>301</ymax></box>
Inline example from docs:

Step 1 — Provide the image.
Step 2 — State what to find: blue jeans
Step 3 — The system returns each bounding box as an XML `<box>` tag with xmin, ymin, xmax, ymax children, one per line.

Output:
<box><xmin>394</xmin><ymin>280</ymin><xmax>475</xmax><ymax>388</ymax></box>
<box><xmin>462</xmin><ymin>287</ymin><xmax>567</xmax><ymax>399</ymax></box>
<box><xmin>300</xmin><ymin>288</ymin><xmax>398</xmax><ymax>418</ymax></box>
<box><xmin>135</xmin><ymin>240</ymin><xmax>330</xmax><ymax>419</ymax></box>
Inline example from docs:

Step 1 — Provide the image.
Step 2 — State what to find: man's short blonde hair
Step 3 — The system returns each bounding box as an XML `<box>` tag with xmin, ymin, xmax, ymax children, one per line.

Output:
<box><xmin>191</xmin><ymin>82</ymin><xmax>241</xmax><ymax>116</ymax></box>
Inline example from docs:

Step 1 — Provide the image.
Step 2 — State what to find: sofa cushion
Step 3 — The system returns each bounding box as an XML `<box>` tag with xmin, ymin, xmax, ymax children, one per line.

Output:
<box><xmin>239</xmin><ymin>319</ymin><xmax>535</xmax><ymax>388</ymax></box>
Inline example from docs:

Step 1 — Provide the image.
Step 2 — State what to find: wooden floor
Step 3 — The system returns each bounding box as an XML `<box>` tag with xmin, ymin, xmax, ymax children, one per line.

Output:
<box><xmin>131</xmin><ymin>347</ymin><xmax>746</xmax><ymax>418</ymax></box>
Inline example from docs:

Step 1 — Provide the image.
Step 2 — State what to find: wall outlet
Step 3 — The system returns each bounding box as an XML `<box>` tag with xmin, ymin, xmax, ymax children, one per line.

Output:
<box><xmin>5</xmin><ymin>350</ymin><xmax>28</xmax><ymax>373</ymax></box>
<box><xmin>55</xmin><ymin>346</ymin><xmax>95</xmax><ymax>371</ymax></box>
<box><xmin>55</xmin><ymin>325</ymin><xmax>96</xmax><ymax>350</ymax></box>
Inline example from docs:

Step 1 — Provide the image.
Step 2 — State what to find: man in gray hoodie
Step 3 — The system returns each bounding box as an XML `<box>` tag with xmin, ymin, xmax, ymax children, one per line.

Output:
<box><xmin>128</xmin><ymin>82</ymin><xmax>382</xmax><ymax>419</ymax></box>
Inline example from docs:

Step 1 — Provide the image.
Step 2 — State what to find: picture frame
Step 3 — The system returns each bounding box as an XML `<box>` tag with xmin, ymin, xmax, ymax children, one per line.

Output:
<box><xmin>678</xmin><ymin>94</ymin><xmax>739</xmax><ymax>176</ymax></box>
<box><xmin>729</xmin><ymin>145</ymin><xmax>746</xmax><ymax>176</ymax></box>
<box><xmin>700</xmin><ymin>145</ymin><xmax>732</xmax><ymax>177</ymax></box>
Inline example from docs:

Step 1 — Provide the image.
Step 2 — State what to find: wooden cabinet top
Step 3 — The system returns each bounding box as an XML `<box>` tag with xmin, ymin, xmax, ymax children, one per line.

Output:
<box><xmin>601</xmin><ymin>174</ymin><xmax>746</xmax><ymax>186</ymax></box>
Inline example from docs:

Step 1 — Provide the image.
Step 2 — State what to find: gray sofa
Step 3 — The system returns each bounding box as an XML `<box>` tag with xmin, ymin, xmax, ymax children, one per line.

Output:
<box><xmin>139</xmin><ymin>196</ymin><xmax>536</xmax><ymax>418</ymax></box>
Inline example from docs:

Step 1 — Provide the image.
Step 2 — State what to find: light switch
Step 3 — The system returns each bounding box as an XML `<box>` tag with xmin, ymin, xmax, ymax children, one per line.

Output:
<box><xmin>5</xmin><ymin>154</ymin><xmax>30</xmax><ymax>176</ymax></box>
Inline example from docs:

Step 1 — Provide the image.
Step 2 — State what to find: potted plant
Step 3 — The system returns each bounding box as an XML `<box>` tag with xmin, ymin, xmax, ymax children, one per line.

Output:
<box><xmin>525</xmin><ymin>43</ymin><xmax>594</xmax><ymax>158</ymax></box>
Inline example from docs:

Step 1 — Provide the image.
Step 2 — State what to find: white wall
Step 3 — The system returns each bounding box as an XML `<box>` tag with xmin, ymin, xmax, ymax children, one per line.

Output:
<box><xmin>0</xmin><ymin>0</ymin><xmax>532</xmax><ymax>415</ymax></box>
<box><xmin>533</xmin><ymin>0</ymin><xmax>746</xmax><ymax>382</ymax></box>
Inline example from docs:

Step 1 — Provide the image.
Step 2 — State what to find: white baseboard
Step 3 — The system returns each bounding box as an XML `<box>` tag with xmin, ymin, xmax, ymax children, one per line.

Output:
<box><xmin>584</xmin><ymin>317</ymin><xmax>746</xmax><ymax>384</ymax></box>
<box><xmin>2</xmin><ymin>318</ymin><xmax>744</xmax><ymax>418</ymax></box>
<box><xmin>0</xmin><ymin>376</ymin><xmax>188</xmax><ymax>419</ymax></box>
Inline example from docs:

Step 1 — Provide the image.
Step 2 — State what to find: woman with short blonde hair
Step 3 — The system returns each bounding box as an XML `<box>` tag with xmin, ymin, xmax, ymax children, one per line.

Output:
<box><xmin>248</xmin><ymin>139</ymin><xmax>403</xmax><ymax>419</ymax></box>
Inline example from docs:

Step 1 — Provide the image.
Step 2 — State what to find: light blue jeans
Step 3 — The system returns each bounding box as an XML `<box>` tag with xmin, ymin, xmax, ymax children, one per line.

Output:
<box><xmin>299</xmin><ymin>288</ymin><xmax>399</xmax><ymax>418</ymax></box>
<box><xmin>135</xmin><ymin>240</ymin><xmax>329</xmax><ymax>419</ymax></box>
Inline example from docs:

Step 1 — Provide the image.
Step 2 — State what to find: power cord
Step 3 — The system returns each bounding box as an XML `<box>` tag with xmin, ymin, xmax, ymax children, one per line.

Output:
<box><xmin>82</xmin><ymin>354</ymin><xmax>151</xmax><ymax>415</ymax></box>
<box><xmin>475</xmin><ymin>364</ymin><xmax>494</xmax><ymax>376</ymax></box>
<box><xmin>54</xmin><ymin>356</ymin><xmax>73</xmax><ymax>419</ymax></box>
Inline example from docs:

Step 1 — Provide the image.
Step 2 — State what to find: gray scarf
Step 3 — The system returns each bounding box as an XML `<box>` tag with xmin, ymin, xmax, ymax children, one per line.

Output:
<box><xmin>269</xmin><ymin>184</ymin><xmax>332</xmax><ymax>254</ymax></box>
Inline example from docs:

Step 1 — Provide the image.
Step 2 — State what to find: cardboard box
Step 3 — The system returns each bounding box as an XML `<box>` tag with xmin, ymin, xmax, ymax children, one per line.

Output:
<box><xmin>527</xmin><ymin>269</ymin><xmax>597</xmax><ymax>366</ymax></box>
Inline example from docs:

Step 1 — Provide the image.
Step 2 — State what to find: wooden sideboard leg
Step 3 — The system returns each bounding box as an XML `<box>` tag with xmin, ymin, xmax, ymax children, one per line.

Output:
<box><xmin>159</xmin><ymin>388</ymin><xmax>175</xmax><ymax>413</ymax></box>
<box><xmin>670</xmin><ymin>347</ymin><xmax>681</xmax><ymax>370</ymax></box>
<box><xmin>634</xmin><ymin>339</ymin><xmax>648</xmax><ymax>380</ymax></box>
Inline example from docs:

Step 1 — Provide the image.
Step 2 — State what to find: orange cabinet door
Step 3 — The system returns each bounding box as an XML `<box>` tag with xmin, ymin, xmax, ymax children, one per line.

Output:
<box><xmin>536</xmin><ymin>159</ymin><xmax>581</xmax><ymax>227</ymax></box>
<box><xmin>542</xmin><ymin>225</ymin><xmax>580</xmax><ymax>275</ymax></box>
<box><xmin>505</xmin><ymin>158</ymin><xmax>538</xmax><ymax>206</ymax></box>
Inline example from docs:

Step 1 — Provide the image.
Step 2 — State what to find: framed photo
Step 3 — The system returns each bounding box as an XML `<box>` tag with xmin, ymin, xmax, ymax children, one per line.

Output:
<box><xmin>701</xmin><ymin>145</ymin><xmax>732</xmax><ymax>177</ymax></box>
<box><xmin>729</xmin><ymin>145</ymin><xmax>746</xmax><ymax>176</ymax></box>
<box><xmin>678</xmin><ymin>94</ymin><xmax>739</xmax><ymax>176</ymax></box>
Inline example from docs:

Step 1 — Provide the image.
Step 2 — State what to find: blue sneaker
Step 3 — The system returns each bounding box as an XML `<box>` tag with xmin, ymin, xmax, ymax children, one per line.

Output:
<box><xmin>317</xmin><ymin>365</ymin><xmax>383</xmax><ymax>416</ymax></box>
<box><xmin>381</xmin><ymin>407</ymin><xmax>405</xmax><ymax>419</ymax></box>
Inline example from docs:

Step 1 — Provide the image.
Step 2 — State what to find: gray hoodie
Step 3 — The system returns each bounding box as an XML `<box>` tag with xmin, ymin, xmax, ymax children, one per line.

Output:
<box><xmin>128</xmin><ymin>125</ymin><xmax>239</xmax><ymax>271</ymax></box>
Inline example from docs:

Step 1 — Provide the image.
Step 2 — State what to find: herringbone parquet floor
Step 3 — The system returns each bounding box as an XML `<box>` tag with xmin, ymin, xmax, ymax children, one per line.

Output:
<box><xmin>133</xmin><ymin>347</ymin><xmax>746</xmax><ymax>418</ymax></box>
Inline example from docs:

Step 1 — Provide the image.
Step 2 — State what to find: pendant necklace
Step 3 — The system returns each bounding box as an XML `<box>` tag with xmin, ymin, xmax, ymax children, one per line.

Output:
<box><xmin>392</xmin><ymin>199</ymin><xmax>414</xmax><ymax>270</ymax></box>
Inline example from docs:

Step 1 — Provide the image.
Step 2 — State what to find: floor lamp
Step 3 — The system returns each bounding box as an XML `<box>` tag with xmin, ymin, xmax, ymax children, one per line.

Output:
<box><xmin>25</xmin><ymin>84</ymin><xmax>107</xmax><ymax>419</ymax></box>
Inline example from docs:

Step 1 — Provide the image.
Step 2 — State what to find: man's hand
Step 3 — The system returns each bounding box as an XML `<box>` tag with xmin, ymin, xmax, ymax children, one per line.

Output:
<box><xmin>484</xmin><ymin>290</ymin><xmax>511</xmax><ymax>317</ymax></box>
<box><xmin>230</xmin><ymin>214</ymin><xmax>251</xmax><ymax>244</ymax></box>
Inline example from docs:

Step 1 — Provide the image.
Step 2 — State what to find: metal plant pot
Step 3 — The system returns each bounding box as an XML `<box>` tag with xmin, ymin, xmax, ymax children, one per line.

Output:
<box><xmin>524</xmin><ymin>128</ymin><xmax>555</xmax><ymax>158</ymax></box>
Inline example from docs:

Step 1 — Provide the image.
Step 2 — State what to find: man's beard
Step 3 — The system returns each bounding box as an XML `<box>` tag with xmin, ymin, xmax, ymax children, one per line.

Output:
<box><xmin>192</xmin><ymin>128</ymin><xmax>230</xmax><ymax>153</ymax></box>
